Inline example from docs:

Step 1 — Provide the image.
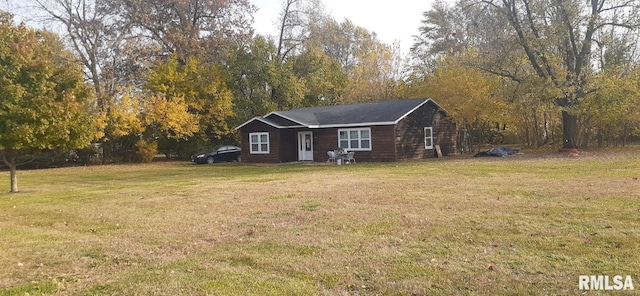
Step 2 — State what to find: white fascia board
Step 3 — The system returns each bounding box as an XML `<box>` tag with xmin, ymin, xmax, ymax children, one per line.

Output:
<box><xmin>267</xmin><ymin>112</ymin><xmax>310</xmax><ymax>127</ymax></box>
<box><xmin>307</xmin><ymin>121</ymin><xmax>396</xmax><ymax>129</ymax></box>
<box><xmin>235</xmin><ymin>117</ymin><xmax>284</xmax><ymax>130</ymax></box>
<box><xmin>392</xmin><ymin>99</ymin><xmax>430</xmax><ymax>124</ymax></box>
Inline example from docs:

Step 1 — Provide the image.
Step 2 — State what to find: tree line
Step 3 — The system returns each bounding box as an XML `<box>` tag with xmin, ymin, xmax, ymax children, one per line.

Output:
<box><xmin>404</xmin><ymin>0</ymin><xmax>640</xmax><ymax>151</ymax></box>
<box><xmin>1</xmin><ymin>0</ymin><xmax>640</xmax><ymax>192</ymax></box>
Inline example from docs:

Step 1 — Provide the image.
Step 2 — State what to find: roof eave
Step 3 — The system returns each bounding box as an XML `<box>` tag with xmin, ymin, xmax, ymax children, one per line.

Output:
<box><xmin>390</xmin><ymin>98</ymin><xmax>428</xmax><ymax>124</ymax></box>
<box><xmin>235</xmin><ymin>117</ymin><xmax>285</xmax><ymax>130</ymax></box>
<box><xmin>267</xmin><ymin>111</ymin><xmax>311</xmax><ymax>127</ymax></box>
<box><xmin>308</xmin><ymin>121</ymin><xmax>397</xmax><ymax>129</ymax></box>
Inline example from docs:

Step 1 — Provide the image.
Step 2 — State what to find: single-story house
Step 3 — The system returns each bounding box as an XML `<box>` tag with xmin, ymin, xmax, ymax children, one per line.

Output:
<box><xmin>235</xmin><ymin>98</ymin><xmax>457</xmax><ymax>163</ymax></box>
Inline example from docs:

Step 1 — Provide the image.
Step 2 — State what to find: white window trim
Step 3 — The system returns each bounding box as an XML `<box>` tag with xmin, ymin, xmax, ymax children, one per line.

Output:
<box><xmin>249</xmin><ymin>132</ymin><xmax>270</xmax><ymax>154</ymax></box>
<box><xmin>337</xmin><ymin>128</ymin><xmax>372</xmax><ymax>151</ymax></box>
<box><xmin>424</xmin><ymin>127</ymin><xmax>434</xmax><ymax>149</ymax></box>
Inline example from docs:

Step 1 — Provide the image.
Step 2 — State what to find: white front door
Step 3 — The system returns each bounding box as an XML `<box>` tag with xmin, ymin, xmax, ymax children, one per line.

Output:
<box><xmin>298</xmin><ymin>131</ymin><xmax>313</xmax><ymax>161</ymax></box>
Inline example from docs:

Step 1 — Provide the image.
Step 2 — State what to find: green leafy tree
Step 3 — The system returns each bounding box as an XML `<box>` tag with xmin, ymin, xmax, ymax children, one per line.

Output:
<box><xmin>288</xmin><ymin>47</ymin><xmax>347</xmax><ymax>105</ymax></box>
<box><xmin>227</xmin><ymin>35</ymin><xmax>346</xmax><ymax>126</ymax></box>
<box><xmin>226</xmin><ymin>36</ymin><xmax>280</xmax><ymax>123</ymax></box>
<box><xmin>0</xmin><ymin>14</ymin><xmax>98</xmax><ymax>192</ymax></box>
<box><xmin>307</xmin><ymin>18</ymin><xmax>403</xmax><ymax>103</ymax></box>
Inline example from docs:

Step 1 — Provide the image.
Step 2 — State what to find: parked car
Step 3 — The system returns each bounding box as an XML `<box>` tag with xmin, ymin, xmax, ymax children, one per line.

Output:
<box><xmin>191</xmin><ymin>145</ymin><xmax>241</xmax><ymax>164</ymax></box>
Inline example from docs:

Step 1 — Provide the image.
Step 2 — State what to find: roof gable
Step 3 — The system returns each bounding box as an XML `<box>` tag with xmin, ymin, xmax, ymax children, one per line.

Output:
<box><xmin>236</xmin><ymin>98</ymin><xmax>442</xmax><ymax>130</ymax></box>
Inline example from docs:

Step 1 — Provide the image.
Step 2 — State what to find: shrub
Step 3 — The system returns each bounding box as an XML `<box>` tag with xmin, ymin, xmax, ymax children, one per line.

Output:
<box><xmin>135</xmin><ymin>140</ymin><xmax>158</xmax><ymax>163</ymax></box>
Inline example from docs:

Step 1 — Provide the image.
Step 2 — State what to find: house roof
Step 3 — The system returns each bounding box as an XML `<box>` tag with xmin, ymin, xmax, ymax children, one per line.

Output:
<box><xmin>236</xmin><ymin>98</ymin><xmax>442</xmax><ymax>130</ymax></box>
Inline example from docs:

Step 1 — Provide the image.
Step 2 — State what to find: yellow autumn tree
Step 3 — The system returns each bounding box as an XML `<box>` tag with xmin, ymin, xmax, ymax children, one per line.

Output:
<box><xmin>142</xmin><ymin>95</ymin><xmax>200</xmax><ymax>140</ymax></box>
<box><xmin>146</xmin><ymin>55</ymin><xmax>234</xmax><ymax>139</ymax></box>
<box><xmin>100</xmin><ymin>90</ymin><xmax>199</xmax><ymax>162</ymax></box>
<box><xmin>578</xmin><ymin>68</ymin><xmax>640</xmax><ymax>146</ymax></box>
<box><xmin>425</xmin><ymin>53</ymin><xmax>510</xmax><ymax>152</ymax></box>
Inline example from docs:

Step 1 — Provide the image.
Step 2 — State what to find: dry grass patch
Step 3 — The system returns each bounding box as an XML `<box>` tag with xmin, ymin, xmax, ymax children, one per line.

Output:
<box><xmin>1</xmin><ymin>148</ymin><xmax>639</xmax><ymax>295</ymax></box>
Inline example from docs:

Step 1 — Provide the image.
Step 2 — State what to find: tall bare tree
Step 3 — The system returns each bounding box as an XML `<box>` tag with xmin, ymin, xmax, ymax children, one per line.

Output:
<box><xmin>120</xmin><ymin>0</ymin><xmax>256</xmax><ymax>63</ymax></box>
<box><xmin>468</xmin><ymin>0</ymin><xmax>640</xmax><ymax>148</ymax></box>
<box><xmin>274</xmin><ymin>0</ymin><xmax>324</xmax><ymax>61</ymax></box>
<box><xmin>19</xmin><ymin>0</ymin><xmax>130</xmax><ymax>109</ymax></box>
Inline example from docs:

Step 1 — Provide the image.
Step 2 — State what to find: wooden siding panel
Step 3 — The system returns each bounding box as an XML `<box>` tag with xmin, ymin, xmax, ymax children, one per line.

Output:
<box><xmin>311</xmin><ymin>126</ymin><xmax>397</xmax><ymax>162</ymax></box>
<box><xmin>279</xmin><ymin>129</ymin><xmax>300</xmax><ymax>162</ymax></box>
<box><xmin>434</xmin><ymin>113</ymin><xmax>457</xmax><ymax>156</ymax></box>
<box><xmin>395</xmin><ymin>102</ymin><xmax>457</xmax><ymax>160</ymax></box>
<box><xmin>368</xmin><ymin>125</ymin><xmax>397</xmax><ymax>162</ymax></box>
<box><xmin>395</xmin><ymin>102</ymin><xmax>436</xmax><ymax>160</ymax></box>
<box><xmin>313</xmin><ymin>129</ymin><xmax>338</xmax><ymax>162</ymax></box>
<box><xmin>239</xmin><ymin>121</ymin><xmax>281</xmax><ymax>163</ymax></box>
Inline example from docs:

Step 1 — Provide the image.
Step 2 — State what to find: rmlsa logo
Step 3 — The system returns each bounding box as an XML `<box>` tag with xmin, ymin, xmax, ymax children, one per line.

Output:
<box><xmin>579</xmin><ymin>275</ymin><xmax>634</xmax><ymax>290</ymax></box>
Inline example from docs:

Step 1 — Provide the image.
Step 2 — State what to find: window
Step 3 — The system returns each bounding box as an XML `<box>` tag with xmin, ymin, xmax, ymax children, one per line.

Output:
<box><xmin>249</xmin><ymin>132</ymin><xmax>270</xmax><ymax>154</ymax></box>
<box><xmin>338</xmin><ymin>128</ymin><xmax>371</xmax><ymax>151</ymax></box>
<box><xmin>424</xmin><ymin>127</ymin><xmax>433</xmax><ymax>149</ymax></box>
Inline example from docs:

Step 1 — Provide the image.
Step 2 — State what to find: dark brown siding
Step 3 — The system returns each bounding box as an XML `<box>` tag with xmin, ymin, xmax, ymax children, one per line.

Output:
<box><xmin>240</xmin><ymin>100</ymin><xmax>457</xmax><ymax>163</ymax></box>
<box><xmin>239</xmin><ymin>121</ymin><xmax>281</xmax><ymax>163</ymax></box>
<box><xmin>312</xmin><ymin>125</ymin><xmax>397</xmax><ymax>162</ymax></box>
<box><xmin>312</xmin><ymin>129</ymin><xmax>338</xmax><ymax>161</ymax></box>
<box><xmin>368</xmin><ymin>125</ymin><xmax>397</xmax><ymax>162</ymax></box>
<box><xmin>395</xmin><ymin>102</ymin><xmax>436</xmax><ymax>160</ymax></box>
<box><xmin>395</xmin><ymin>101</ymin><xmax>457</xmax><ymax>160</ymax></box>
<box><xmin>433</xmin><ymin>112</ymin><xmax>457</xmax><ymax>156</ymax></box>
<box><xmin>279</xmin><ymin>129</ymin><xmax>299</xmax><ymax>162</ymax></box>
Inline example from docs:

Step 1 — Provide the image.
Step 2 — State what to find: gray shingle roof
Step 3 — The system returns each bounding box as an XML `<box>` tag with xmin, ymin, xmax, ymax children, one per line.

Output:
<box><xmin>237</xmin><ymin>98</ymin><xmax>439</xmax><ymax>129</ymax></box>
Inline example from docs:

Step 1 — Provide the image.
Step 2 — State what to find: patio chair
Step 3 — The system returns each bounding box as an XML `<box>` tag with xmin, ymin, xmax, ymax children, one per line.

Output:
<box><xmin>327</xmin><ymin>150</ymin><xmax>337</xmax><ymax>163</ymax></box>
<box><xmin>346</xmin><ymin>151</ymin><xmax>356</xmax><ymax>164</ymax></box>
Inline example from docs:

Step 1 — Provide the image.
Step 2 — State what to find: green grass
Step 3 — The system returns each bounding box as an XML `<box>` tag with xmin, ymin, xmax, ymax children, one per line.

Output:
<box><xmin>1</xmin><ymin>148</ymin><xmax>639</xmax><ymax>295</ymax></box>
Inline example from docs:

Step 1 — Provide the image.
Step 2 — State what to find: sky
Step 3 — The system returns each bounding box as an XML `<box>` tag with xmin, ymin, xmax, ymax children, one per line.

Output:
<box><xmin>250</xmin><ymin>0</ymin><xmax>438</xmax><ymax>53</ymax></box>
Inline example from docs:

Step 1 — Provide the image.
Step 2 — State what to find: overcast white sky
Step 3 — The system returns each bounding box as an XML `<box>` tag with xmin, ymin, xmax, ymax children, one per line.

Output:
<box><xmin>251</xmin><ymin>0</ymin><xmax>438</xmax><ymax>53</ymax></box>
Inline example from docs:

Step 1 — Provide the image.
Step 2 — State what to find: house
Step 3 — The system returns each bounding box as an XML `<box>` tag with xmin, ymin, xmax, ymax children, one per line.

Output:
<box><xmin>235</xmin><ymin>98</ymin><xmax>457</xmax><ymax>163</ymax></box>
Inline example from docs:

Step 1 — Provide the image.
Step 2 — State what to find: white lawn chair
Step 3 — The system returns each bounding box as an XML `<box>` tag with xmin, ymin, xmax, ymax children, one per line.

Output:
<box><xmin>327</xmin><ymin>150</ymin><xmax>337</xmax><ymax>163</ymax></box>
<box><xmin>346</xmin><ymin>151</ymin><xmax>356</xmax><ymax>164</ymax></box>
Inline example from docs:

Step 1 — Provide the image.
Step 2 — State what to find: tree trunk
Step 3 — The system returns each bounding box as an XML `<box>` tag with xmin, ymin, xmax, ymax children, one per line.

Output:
<box><xmin>1</xmin><ymin>150</ymin><xmax>19</xmax><ymax>193</ymax></box>
<box><xmin>561</xmin><ymin>111</ymin><xmax>579</xmax><ymax>148</ymax></box>
<box><xmin>9</xmin><ymin>165</ymin><xmax>18</xmax><ymax>193</ymax></box>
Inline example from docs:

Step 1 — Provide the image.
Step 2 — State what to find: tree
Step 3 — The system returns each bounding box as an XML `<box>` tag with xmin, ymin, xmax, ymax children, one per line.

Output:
<box><xmin>289</xmin><ymin>46</ymin><xmax>347</xmax><ymax>105</ymax></box>
<box><xmin>120</xmin><ymin>0</ymin><xmax>256</xmax><ymax>62</ymax></box>
<box><xmin>25</xmin><ymin>0</ymin><xmax>131</xmax><ymax>109</ymax></box>
<box><xmin>274</xmin><ymin>0</ymin><xmax>324</xmax><ymax>62</ymax></box>
<box><xmin>226</xmin><ymin>36</ymin><xmax>280</xmax><ymax>122</ymax></box>
<box><xmin>227</xmin><ymin>34</ymin><xmax>346</xmax><ymax>124</ymax></box>
<box><xmin>411</xmin><ymin>0</ymin><xmax>470</xmax><ymax>77</ymax></box>
<box><xmin>307</xmin><ymin>19</ymin><xmax>404</xmax><ymax>103</ymax></box>
<box><xmin>146</xmin><ymin>55</ymin><xmax>234</xmax><ymax>147</ymax></box>
<box><xmin>577</xmin><ymin>68</ymin><xmax>640</xmax><ymax>146</ymax></box>
<box><xmin>468</xmin><ymin>0</ymin><xmax>640</xmax><ymax>148</ymax></box>
<box><xmin>0</xmin><ymin>14</ymin><xmax>98</xmax><ymax>192</ymax></box>
<box><xmin>419</xmin><ymin>52</ymin><xmax>509</xmax><ymax>151</ymax></box>
<box><xmin>100</xmin><ymin>90</ymin><xmax>200</xmax><ymax>162</ymax></box>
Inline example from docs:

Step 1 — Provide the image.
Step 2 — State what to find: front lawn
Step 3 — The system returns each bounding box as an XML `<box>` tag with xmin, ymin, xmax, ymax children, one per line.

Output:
<box><xmin>1</xmin><ymin>148</ymin><xmax>639</xmax><ymax>295</ymax></box>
